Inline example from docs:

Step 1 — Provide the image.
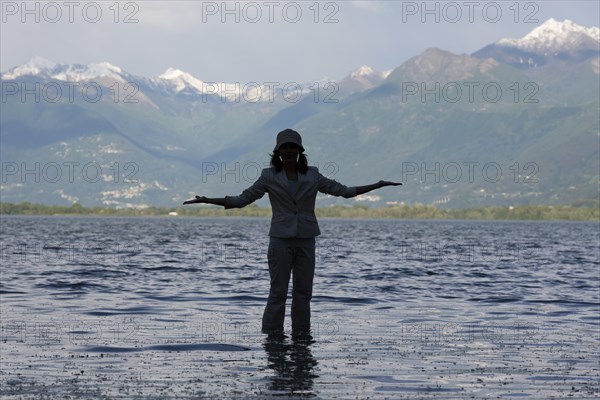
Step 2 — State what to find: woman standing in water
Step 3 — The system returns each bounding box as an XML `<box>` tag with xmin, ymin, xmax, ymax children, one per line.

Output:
<box><xmin>183</xmin><ymin>129</ymin><xmax>401</xmax><ymax>338</ymax></box>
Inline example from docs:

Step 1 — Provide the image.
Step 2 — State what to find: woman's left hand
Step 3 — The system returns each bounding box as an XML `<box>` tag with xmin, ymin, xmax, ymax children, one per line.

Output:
<box><xmin>378</xmin><ymin>180</ymin><xmax>403</xmax><ymax>188</ymax></box>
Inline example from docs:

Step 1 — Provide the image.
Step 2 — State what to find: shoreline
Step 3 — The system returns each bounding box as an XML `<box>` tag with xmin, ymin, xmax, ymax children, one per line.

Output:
<box><xmin>1</xmin><ymin>202</ymin><xmax>598</xmax><ymax>221</ymax></box>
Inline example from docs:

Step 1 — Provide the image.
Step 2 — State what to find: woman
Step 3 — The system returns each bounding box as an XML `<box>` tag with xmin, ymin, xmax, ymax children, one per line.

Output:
<box><xmin>183</xmin><ymin>129</ymin><xmax>401</xmax><ymax>337</ymax></box>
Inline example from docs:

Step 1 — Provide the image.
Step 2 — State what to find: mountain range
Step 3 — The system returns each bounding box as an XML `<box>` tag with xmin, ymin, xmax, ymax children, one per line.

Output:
<box><xmin>1</xmin><ymin>18</ymin><xmax>598</xmax><ymax>209</ymax></box>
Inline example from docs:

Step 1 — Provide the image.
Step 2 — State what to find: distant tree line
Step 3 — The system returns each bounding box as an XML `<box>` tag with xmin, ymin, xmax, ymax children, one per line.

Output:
<box><xmin>1</xmin><ymin>202</ymin><xmax>598</xmax><ymax>221</ymax></box>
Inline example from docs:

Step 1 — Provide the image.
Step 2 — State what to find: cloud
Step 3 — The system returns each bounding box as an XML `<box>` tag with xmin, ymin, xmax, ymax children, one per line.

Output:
<box><xmin>136</xmin><ymin>2</ymin><xmax>204</xmax><ymax>32</ymax></box>
<box><xmin>350</xmin><ymin>1</ymin><xmax>380</xmax><ymax>12</ymax></box>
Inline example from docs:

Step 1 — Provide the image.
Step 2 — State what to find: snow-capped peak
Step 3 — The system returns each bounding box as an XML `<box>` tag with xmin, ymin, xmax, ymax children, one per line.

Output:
<box><xmin>23</xmin><ymin>56</ymin><xmax>57</xmax><ymax>70</ymax></box>
<box><xmin>158</xmin><ymin>68</ymin><xmax>206</xmax><ymax>93</ymax></box>
<box><xmin>2</xmin><ymin>56</ymin><xmax>57</xmax><ymax>79</ymax></box>
<box><xmin>52</xmin><ymin>62</ymin><xmax>124</xmax><ymax>82</ymax></box>
<box><xmin>2</xmin><ymin>57</ymin><xmax>125</xmax><ymax>81</ymax></box>
<box><xmin>159</xmin><ymin>67</ymin><xmax>194</xmax><ymax>81</ymax></box>
<box><xmin>351</xmin><ymin>65</ymin><xmax>376</xmax><ymax>79</ymax></box>
<box><xmin>348</xmin><ymin>65</ymin><xmax>388</xmax><ymax>84</ymax></box>
<box><xmin>497</xmin><ymin>18</ymin><xmax>600</xmax><ymax>52</ymax></box>
<box><xmin>156</xmin><ymin>68</ymin><xmax>278</xmax><ymax>101</ymax></box>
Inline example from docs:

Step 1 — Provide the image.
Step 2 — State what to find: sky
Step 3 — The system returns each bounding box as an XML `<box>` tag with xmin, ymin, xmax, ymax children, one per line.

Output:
<box><xmin>1</xmin><ymin>0</ymin><xmax>599</xmax><ymax>83</ymax></box>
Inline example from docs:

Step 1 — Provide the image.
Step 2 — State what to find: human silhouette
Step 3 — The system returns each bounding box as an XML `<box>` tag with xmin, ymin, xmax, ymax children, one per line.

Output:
<box><xmin>183</xmin><ymin>129</ymin><xmax>401</xmax><ymax>337</ymax></box>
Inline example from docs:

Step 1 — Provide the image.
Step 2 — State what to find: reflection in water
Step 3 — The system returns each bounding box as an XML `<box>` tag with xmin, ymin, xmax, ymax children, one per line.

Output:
<box><xmin>263</xmin><ymin>334</ymin><xmax>319</xmax><ymax>396</ymax></box>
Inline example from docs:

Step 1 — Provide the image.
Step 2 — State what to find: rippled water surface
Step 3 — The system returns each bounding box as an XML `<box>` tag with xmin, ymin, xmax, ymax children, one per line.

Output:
<box><xmin>1</xmin><ymin>216</ymin><xmax>599</xmax><ymax>399</ymax></box>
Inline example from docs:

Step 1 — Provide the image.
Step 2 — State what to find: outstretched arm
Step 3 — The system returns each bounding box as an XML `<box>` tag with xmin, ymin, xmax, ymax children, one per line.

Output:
<box><xmin>183</xmin><ymin>169</ymin><xmax>269</xmax><ymax>207</ymax></box>
<box><xmin>183</xmin><ymin>196</ymin><xmax>225</xmax><ymax>206</ymax></box>
<box><xmin>355</xmin><ymin>181</ymin><xmax>402</xmax><ymax>196</ymax></box>
<box><xmin>318</xmin><ymin>168</ymin><xmax>402</xmax><ymax>198</ymax></box>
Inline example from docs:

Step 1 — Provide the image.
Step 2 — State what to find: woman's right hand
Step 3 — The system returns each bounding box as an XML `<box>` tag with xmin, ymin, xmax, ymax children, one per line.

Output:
<box><xmin>183</xmin><ymin>195</ymin><xmax>207</xmax><ymax>205</ymax></box>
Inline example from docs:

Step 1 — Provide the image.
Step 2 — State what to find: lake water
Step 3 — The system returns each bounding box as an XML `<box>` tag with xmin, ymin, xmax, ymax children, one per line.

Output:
<box><xmin>1</xmin><ymin>216</ymin><xmax>599</xmax><ymax>399</ymax></box>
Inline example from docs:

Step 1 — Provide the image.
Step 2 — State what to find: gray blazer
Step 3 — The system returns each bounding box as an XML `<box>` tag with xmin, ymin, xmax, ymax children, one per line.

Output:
<box><xmin>225</xmin><ymin>166</ymin><xmax>357</xmax><ymax>238</ymax></box>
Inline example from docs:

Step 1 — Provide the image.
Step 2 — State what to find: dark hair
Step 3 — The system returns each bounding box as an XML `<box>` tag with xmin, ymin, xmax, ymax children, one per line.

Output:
<box><xmin>270</xmin><ymin>150</ymin><xmax>308</xmax><ymax>173</ymax></box>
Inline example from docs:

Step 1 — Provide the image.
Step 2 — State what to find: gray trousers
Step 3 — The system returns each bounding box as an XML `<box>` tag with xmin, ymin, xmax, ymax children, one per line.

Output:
<box><xmin>262</xmin><ymin>237</ymin><xmax>315</xmax><ymax>333</ymax></box>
